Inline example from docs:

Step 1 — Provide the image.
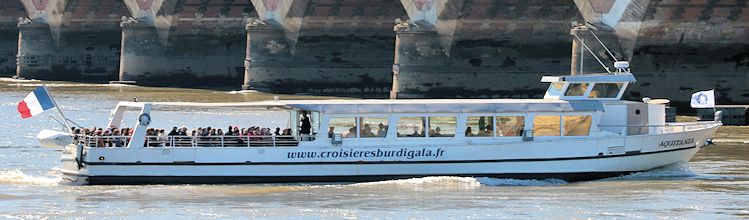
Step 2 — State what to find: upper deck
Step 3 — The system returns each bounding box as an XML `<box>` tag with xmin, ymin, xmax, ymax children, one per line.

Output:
<box><xmin>113</xmin><ymin>98</ymin><xmax>606</xmax><ymax>114</ymax></box>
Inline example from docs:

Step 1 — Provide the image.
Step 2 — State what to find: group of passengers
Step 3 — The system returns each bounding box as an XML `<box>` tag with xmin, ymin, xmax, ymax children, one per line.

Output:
<box><xmin>72</xmin><ymin>127</ymin><xmax>135</xmax><ymax>148</ymax></box>
<box><xmin>73</xmin><ymin>125</ymin><xmax>297</xmax><ymax>148</ymax></box>
<box><xmin>401</xmin><ymin>126</ymin><xmax>447</xmax><ymax>137</ymax></box>
<box><xmin>74</xmin><ymin>112</ymin><xmax>315</xmax><ymax>148</ymax></box>
<box><xmin>329</xmin><ymin>123</ymin><xmax>388</xmax><ymax>138</ymax></box>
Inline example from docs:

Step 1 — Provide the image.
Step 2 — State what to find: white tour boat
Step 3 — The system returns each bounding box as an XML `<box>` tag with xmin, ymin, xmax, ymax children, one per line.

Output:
<box><xmin>51</xmin><ymin>63</ymin><xmax>721</xmax><ymax>184</ymax></box>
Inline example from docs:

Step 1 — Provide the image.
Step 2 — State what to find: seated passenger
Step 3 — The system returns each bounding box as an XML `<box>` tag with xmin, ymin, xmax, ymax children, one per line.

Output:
<box><xmin>409</xmin><ymin>127</ymin><xmax>422</xmax><ymax>137</ymax></box>
<box><xmin>112</xmin><ymin>130</ymin><xmax>123</xmax><ymax>147</ymax></box>
<box><xmin>157</xmin><ymin>129</ymin><xmax>168</xmax><ymax>147</ymax></box>
<box><xmin>377</xmin><ymin>123</ymin><xmax>387</xmax><ymax>137</ymax></box>
<box><xmin>482</xmin><ymin>125</ymin><xmax>493</xmax><ymax>136</ymax></box>
<box><xmin>361</xmin><ymin>124</ymin><xmax>375</xmax><ymax>137</ymax></box>
<box><xmin>434</xmin><ymin>127</ymin><xmax>442</xmax><ymax>137</ymax></box>
<box><xmin>345</xmin><ymin>127</ymin><xmax>357</xmax><ymax>138</ymax></box>
<box><xmin>168</xmin><ymin>127</ymin><xmax>178</xmax><ymax>136</ymax></box>
<box><xmin>465</xmin><ymin>127</ymin><xmax>474</xmax><ymax>137</ymax></box>
<box><xmin>178</xmin><ymin>126</ymin><xmax>188</xmax><ymax>136</ymax></box>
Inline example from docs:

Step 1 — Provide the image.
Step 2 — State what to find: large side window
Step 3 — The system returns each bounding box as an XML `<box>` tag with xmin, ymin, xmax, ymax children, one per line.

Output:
<box><xmin>563</xmin><ymin>115</ymin><xmax>592</xmax><ymax>136</ymax></box>
<box><xmin>533</xmin><ymin>115</ymin><xmax>561</xmax><ymax>136</ymax></box>
<box><xmin>589</xmin><ymin>83</ymin><xmax>623</xmax><ymax>98</ymax></box>
<box><xmin>496</xmin><ymin>116</ymin><xmax>525</xmax><ymax>137</ymax></box>
<box><xmin>428</xmin><ymin>116</ymin><xmax>456</xmax><ymax>137</ymax></box>
<box><xmin>397</xmin><ymin>117</ymin><xmax>426</xmax><ymax>137</ymax></box>
<box><xmin>564</xmin><ymin>83</ymin><xmax>589</xmax><ymax>96</ymax></box>
<box><xmin>546</xmin><ymin>82</ymin><xmax>566</xmax><ymax>97</ymax></box>
<box><xmin>465</xmin><ymin>116</ymin><xmax>493</xmax><ymax>137</ymax></box>
<box><xmin>360</xmin><ymin>117</ymin><xmax>388</xmax><ymax>138</ymax></box>
<box><xmin>329</xmin><ymin>117</ymin><xmax>357</xmax><ymax>138</ymax></box>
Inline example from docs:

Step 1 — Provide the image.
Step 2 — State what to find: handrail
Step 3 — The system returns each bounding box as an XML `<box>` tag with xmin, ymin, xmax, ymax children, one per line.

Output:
<box><xmin>597</xmin><ymin>122</ymin><xmax>719</xmax><ymax>136</ymax></box>
<box><xmin>598</xmin><ymin>122</ymin><xmax>719</xmax><ymax>128</ymax></box>
<box><xmin>75</xmin><ymin>134</ymin><xmax>309</xmax><ymax>148</ymax></box>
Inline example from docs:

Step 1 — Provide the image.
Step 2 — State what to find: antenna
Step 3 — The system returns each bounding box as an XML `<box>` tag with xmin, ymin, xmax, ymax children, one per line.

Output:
<box><xmin>571</xmin><ymin>32</ymin><xmax>611</xmax><ymax>74</ymax></box>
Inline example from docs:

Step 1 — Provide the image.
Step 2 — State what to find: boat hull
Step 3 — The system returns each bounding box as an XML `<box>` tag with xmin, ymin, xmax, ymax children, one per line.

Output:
<box><xmin>62</xmin><ymin>144</ymin><xmax>701</xmax><ymax>185</ymax></box>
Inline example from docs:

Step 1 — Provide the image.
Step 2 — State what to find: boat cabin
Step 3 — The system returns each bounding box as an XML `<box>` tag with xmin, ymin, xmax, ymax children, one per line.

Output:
<box><xmin>541</xmin><ymin>73</ymin><xmax>635</xmax><ymax>101</ymax></box>
<box><xmin>77</xmin><ymin>71</ymin><xmax>680</xmax><ymax>149</ymax></box>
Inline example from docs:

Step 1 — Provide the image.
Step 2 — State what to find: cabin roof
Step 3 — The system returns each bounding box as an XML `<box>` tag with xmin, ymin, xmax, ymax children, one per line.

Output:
<box><xmin>541</xmin><ymin>73</ymin><xmax>636</xmax><ymax>83</ymax></box>
<box><xmin>117</xmin><ymin>99</ymin><xmax>604</xmax><ymax>114</ymax></box>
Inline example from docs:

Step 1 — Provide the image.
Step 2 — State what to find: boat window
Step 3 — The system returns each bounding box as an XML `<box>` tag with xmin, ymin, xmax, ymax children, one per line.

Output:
<box><xmin>329</xmin><ymin>117</ymin><xmax>357</xmax><ymax>138</ymax></box>
<box><xmin>428</xmin><ymin>116</ymin><xmax>456</xmax><ymax>137</ymax></box>
<box><xmin>588</xmin><ymin>83</ymin><xmax>623</xmax><ymax>98</ymax></box>
<box><xmin>563</xmin><ymin>115</ymin><xmax>592</xmax><ymax>136</ymax></box>
<box><xmin>546</xmin><ymin>82</ymin><xmax>565</xmax><ymax>97</ymax></box>
<box><xmin>397</xmin><ymin>116</ymin><xmax>426</xmax><ymax>137</ymax></box>
<box><xmin>359</xmin><ymin>117</ymin><xmax>388</xmax><ymax>138</ymax></box>
<box><xmin>465</xmin><ymin>116</ymin><xmax>493</xmax><ymax>137</ymax></box>
<box><xmin>564</xmin><ymin>83</ymin><xmax>589</xmax><ymax>96</ymax></box>
<box><xmin>533</xmin><ymin>115</ymin><xmax>561</xmax><ymax>136</ymax></box>
<box><xmin>496</xmin><ymin>116</ymin><xmax>525</xmax><ymax>137</ymax></box>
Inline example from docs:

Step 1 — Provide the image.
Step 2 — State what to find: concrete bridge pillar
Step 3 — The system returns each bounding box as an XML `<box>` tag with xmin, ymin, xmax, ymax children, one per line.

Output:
<box><xmin>391</xmin><ymin>0</ymin><xmax>473</xmax><ymax>98</ymax></box>
<box><xmin>15</xmin><ymin>19</ymin><xmax>54</xmax><ymax>79</ymax></box>
<box><xmin>241</xmin><ymin>23</ymin><xmax>253</xmax><ymax>90</ymax></box>
<box><xmin>118</xmin><ymin>19</ymin><xmax>160</xmax><ymax>83</ymax></box>
<box><xmin>14</xmin><ymin>0</ymin><xmax>124</xmax><ymax>81</ymax></box>
<box><xmin>242</xmin><ymin>0</ymin><xmax>305</xmax><ymax>91</ymax></box>
<box><xmin>117</xmin><ymin>0</ymin><xmax>246</xmax><ymax>87</ymax></box>
<box><xmin>390</xmin><ymin>22</ymin><xmax>446</xmax><ymax>99</ymax></box>
<box><xmin>14</xmin><ymin>0</ymin><xmax>67</xmax><ymax>79</ymax></box>
<box><xmin>242</xmin><ymin>21</ymin><xmax>289</xmax><ymax>91</ymax></box>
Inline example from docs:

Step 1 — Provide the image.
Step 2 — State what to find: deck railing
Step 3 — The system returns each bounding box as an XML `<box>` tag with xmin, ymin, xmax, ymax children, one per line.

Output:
<box><xmin>75</xmin><ymin>135</ymin><xmax>314</xmax><ymax>148</ymax></box>
<box><xmin>597</xmin><ymin>121</ymin><xmax>720</xmax><ymax>136</ymax></box>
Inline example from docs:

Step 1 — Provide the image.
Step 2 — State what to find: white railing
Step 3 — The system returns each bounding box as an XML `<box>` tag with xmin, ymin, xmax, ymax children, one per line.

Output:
<box><xmin>598</xmin><ymin>121</ymin><xmax>720</xmax><ymax>136</ymax></box>
<box><xmin>75</xmin><ymin>135</ymin><xmax>314</xmax><ymax>148</ymax></box>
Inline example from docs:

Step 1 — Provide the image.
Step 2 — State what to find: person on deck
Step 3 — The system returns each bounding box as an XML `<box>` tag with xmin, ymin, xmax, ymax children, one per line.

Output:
<box><xmin>300</xmin><ymin>112</ymin><xmax>311</xmax><ymax>135</ymax></box>
<box><xmin>168</xmin><ymin>127</ymin><xmax>178</xmax><ymax>136</ymax></box>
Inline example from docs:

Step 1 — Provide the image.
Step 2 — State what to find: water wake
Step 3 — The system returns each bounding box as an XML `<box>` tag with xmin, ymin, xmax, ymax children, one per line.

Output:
<box><xmin>475</xmin><ymin>177</ymin><xmax>568</xmax><ymax>186</ymax></box>
<box><xmin>0</xmin><ymin>77</ymin><xmax>40</xmax><ymax>82</ymax></box>
<box><xmin>226</xmin><ymin>90</ymin><xmax>257</xmax><ymax>94</ymax></box>
<box><xmin>353</xmin><ymin>176</ymin><xmax>567</xmax><ymax>187</ymax></box>
<box><xmin>0</xmin><ymin>170</ymin><xmax>61</xmax><ymax>186</ymax></box>
<box><xmin>606</xmin><ymin>162</ymin><xmax>697</xmax><ymax>180</ymax></box>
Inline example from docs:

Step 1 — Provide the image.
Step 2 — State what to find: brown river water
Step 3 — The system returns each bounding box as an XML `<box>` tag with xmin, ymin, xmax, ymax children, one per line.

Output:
<box><xmin>0</xmin><ymin>78</ymin><xmax>747</xmax><ymax>219</ymax></box>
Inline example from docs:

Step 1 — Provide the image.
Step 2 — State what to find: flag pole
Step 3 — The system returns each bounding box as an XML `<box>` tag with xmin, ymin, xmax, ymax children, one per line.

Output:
<box><xmin>41</xmin><ymin>83</ymin><xmax>72</xmax><ymax>133</ymax></box>
<box><xmin>712</xmin><ymin>89</ymin><xmax>717</xmax><ymax>121</ymax></box>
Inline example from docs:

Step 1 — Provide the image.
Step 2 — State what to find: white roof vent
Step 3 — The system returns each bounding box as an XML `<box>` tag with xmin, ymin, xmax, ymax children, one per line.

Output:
<box><xmin>613</xmin><ymin>61</ymin><xmax>630</xmax><ymax>74</ymax></box>
<box><xmin>614</xmin><ymin>61</ymin><xmax>629</xmax><ymax>69</ymax></box>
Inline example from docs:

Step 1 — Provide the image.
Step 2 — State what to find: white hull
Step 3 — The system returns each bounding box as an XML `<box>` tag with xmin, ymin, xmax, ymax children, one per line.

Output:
<box><xmin>61</xmin><ymin>124</ymin><xmax>718</xmax><ymax>184</ymax></box>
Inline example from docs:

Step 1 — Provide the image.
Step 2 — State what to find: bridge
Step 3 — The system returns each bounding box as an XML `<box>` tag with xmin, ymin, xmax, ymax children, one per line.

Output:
<box><xmin>0</xmin><ymin>0</ymin><xmax>747</xmax><ymax>106</ymax></box>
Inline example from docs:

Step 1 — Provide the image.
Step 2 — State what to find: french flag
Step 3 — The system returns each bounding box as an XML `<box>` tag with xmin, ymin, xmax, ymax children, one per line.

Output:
<box><xmin>18</xmin><ymin>86</ymin><xmax>56</xmax><ymax>119</ymax></box>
